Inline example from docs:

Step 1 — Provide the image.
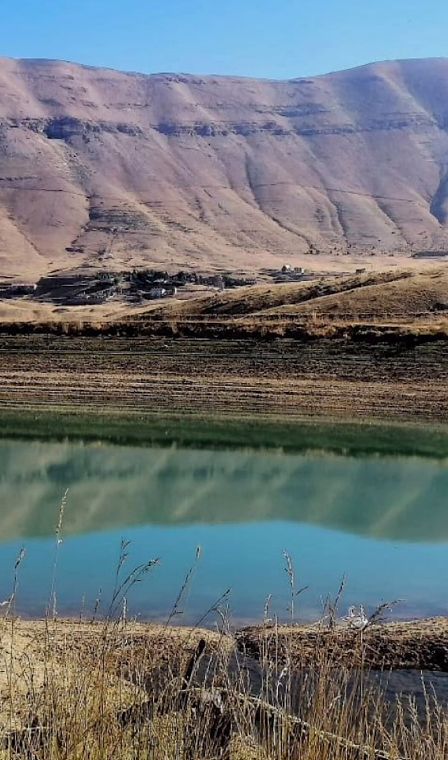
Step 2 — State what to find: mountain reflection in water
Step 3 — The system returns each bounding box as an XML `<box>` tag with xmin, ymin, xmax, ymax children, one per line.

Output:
<box><xmin>1</xmin><ymin>438</ymin><xmax>447</xmax><ymax>544</ymax></box>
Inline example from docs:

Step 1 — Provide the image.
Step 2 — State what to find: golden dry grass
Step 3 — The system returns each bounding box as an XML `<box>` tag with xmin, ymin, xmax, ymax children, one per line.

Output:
<box><xmin>136</xmin><ymin>268</ymin><xmax>448</xmax><ymax>324</ymax></box>
<box><xmin>0</xmin><ymin>538</ymin><xmax>447</xmax><ymax>760</ymax></box>
<box><xmin>1</xmin><ymin>267</ymin><xmax>447</xmax><ymax>331</ymax></box>
<box><xmin>1</xmin><ymin>614</ymin><xmax>448</xmax><ymax>759</ymax></box>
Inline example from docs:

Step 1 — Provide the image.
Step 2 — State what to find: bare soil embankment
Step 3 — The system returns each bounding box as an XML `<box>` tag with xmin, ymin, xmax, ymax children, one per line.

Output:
<box><xmin>3</xmin><ymin>615</ymin><xmax>448</xmax><ymax>756</ymax></box>
<box><xmin>0</xmin><ymin>268</ymin><xmax>447</xmax><ymax>423</ymax></box>
<box><xmin>0</xmin><ymin>332</ymin><xmax>447</xmax><ymax>422</ymax></box>
<box><xmin>240</xmin><ymin>618</ymin><xmax>448</xmax><ymax>672</ymax></box>
<box><xmin>4</xmin><ymin>616</ymin><xmax>448</xmax><ymax>679</ymax></box>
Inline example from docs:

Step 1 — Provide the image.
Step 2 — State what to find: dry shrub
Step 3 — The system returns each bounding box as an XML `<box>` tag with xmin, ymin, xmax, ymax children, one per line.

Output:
<box><xmin>0</xmin><ymin>545</ymin><xmax>447</xmax><ymax>759</ymax></box>
<box><xmin>0</xmin><ymin>607</ymin><xmax>448</xmax><ymax>759</ymax></box>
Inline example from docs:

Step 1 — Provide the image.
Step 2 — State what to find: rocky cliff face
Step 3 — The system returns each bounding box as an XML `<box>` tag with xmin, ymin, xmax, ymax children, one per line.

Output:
<box><xmin>1</xmin><ymin>56</ymin><xmax>448</xmax><ymax>277</ymax></box>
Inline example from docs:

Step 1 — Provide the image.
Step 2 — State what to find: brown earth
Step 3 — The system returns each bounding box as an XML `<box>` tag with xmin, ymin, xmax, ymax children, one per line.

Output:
<box><xmin>133</xmin><ymin>267</ymin><xmax>448</xmax><ymax>323</ymax></box>
<box><xmin>3</xmin><ymin>617</ymin><xmax>448</xmax><ymax>760</ymax></box>
<box><xmin>2</xmin><ymin>56</ymin><xmax>448</xmax><ymax>279</ymax></box>
<box><xmin>0</xmin><ymin>269</ymin><xmax>446</xmax><ymax>422</ymax></box>
<box><xmin>240</xmin><ymin>618</ymin><xmax>448</xmax><ymax>672</ymax></box>
<box><xmin>0</xmin><ymin>333</ymin><xmax>447</xmax><ymax>423</ymax></box>
<box><xmin>238</xmin><ymin>617</ymin><xmax>448</xmax><ymax>672</ymax></box>
<box><xmin>3</xmin><ymin>616</ymin><xmax>448</xmax><ymax>704</ymax></box>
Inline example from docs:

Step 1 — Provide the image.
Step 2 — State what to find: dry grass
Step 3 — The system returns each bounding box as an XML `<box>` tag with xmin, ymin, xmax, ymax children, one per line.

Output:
<box><xmin>0</xmin><ymin>332</ymin><xmax>447</xmax><ymax>423</ymax></box>
<box><xmin>1</xmin><ymin>267</ymin><xmax>447</xmax><ymax>333</ymax></box>
<box><xmin>1</xmin><ymin>544</ymin><xmax>448</xmax><ymax>760</ymax></box>
<box><xmin>2</xmin><ymin>612</ymin><xmax>448</xmax><ymax>760</ymax></box>
<box><xmin>120</xmin><ymin>267</ymin><xmax>448</xmax><ymax>326</ymax></box>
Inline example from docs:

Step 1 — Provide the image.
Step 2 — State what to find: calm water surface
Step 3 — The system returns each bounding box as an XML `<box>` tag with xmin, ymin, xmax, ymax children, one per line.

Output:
<box><xmin>1</xmin><ymin>430</ymin><xmax>448</xmax><ymax>624</ymax></box>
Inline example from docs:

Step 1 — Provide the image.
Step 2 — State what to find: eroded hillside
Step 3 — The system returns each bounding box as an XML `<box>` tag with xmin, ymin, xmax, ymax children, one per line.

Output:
<box><xmin>2</xmin><ymin>56</ymin><xmax>448</xmax><ymax>277</ymax></box>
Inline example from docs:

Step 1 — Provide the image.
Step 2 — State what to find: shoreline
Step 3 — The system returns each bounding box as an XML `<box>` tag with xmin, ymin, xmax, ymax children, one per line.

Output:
<box><xmin>1</xmin><ymin>333</ymin><xmax>447</xmax><ymax>428</ymax></box>
<box><xmin>3</xmin><ymin>615</ymin><xmax>448</xmax><ymax>672</ymax></box>
<box><xmin>1</xmin><ymin>407</ymin><xmax>448</xmax><ymax>458</ymax></box>
<box><xmin>2</xmin><ymin>616</ymin><xmax>448</xmax><ymax>758</ymax></box>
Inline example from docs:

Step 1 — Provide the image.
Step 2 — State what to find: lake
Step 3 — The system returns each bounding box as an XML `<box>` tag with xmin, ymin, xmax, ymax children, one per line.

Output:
<box><xmin>1</xmin><ymin>418</ymin><xmax>448</xmax><ymax>625</ymax></box>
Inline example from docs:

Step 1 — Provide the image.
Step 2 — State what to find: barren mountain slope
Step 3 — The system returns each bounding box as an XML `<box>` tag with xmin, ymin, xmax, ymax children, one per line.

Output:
<box><xmin>2</xmin><ymin>56</ymin><xmax>448</xmax><ymax>278</ymax></box>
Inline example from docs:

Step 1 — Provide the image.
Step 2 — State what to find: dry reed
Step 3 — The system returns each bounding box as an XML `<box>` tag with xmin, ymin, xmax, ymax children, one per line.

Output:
<box><xmin>0</xmin><ymin>519</ymin><xmax>447</xmax><ymax>759</ymax></box>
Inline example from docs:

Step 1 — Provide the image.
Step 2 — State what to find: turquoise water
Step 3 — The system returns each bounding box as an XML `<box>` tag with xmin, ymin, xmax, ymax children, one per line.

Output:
<box><xmin>1</xmin><ymin>434</ymin><xmax>448</xmax><ymax>624</ymax></box>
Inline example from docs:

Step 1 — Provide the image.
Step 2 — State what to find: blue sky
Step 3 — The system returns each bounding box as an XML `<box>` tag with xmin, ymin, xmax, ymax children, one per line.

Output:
<box><xmin>1</xmin><ymin>0</ymin><xmax>447</xmax><ymax>79</ymax></box>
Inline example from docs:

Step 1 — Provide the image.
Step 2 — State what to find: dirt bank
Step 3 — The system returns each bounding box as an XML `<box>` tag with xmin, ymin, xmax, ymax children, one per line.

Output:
<box><xmin>2</xmin><ymin>617</ymin><xmax>448</xmax><ymax>760</ymax></box>
<box><xmin>4</xmin><ymin>616</ymin><xmax>448</xmax><ymax>696</ymax></box>
<box><xmin>239</xmin><ymin>617</ymin><xmax>448</xmax><ymax>672</ymax></box>
<box><xmin>0</xmin><ymin>333</ymin><xmax>447</xmax><ymax>423</ymax></box>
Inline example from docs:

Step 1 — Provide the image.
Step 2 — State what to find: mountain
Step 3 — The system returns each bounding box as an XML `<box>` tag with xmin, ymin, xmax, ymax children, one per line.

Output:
<box><xmin>1</xmin><ymin>56</ymin><xmax>448</xmax><ymax>279</ymax></box>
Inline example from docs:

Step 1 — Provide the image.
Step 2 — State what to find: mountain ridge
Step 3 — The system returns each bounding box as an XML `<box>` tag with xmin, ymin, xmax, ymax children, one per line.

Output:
<box><xmin>1</xmin><ymin>55</ymin><xmax>448</xmax><ymax>278</ymax></box>
<box><xmin>4</xmin><ymin>54</ymin><xmax>448</xmax><ymax>81</ymax></box>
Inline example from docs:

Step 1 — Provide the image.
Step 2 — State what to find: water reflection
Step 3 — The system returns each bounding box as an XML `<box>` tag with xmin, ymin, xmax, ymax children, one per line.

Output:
<box><xmin>0</xmin><ymin>438</ymin><xmax>447</xmax><ymax>543</ymax></box>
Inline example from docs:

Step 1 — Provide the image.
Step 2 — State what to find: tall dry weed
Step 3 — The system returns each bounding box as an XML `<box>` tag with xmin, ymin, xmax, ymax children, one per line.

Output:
<box><xmin>0</xmin><ymin>512</ymin><xmax>447</xmax><ymax>759</ymax></box>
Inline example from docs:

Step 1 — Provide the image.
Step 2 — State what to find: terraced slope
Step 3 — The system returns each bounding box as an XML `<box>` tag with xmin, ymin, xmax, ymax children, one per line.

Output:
<box><xmin>1</xmin><ymin>335</ymin><xmax>447</xmax><ymax>422</ymax></box>
<box><xmin>0</xmin><ymin>272</ymin><xmax>446</xmax><ymax>423</ymax></box>
<box><xmin>2</xmin><ymin>57</ymin><xmax>448</xmax><ymax>278</ymax></box>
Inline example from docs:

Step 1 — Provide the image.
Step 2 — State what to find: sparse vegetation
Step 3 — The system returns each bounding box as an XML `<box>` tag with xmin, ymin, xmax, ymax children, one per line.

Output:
<box><xmin>0</xmin><ymin>267</ymin><xmax>446</xmax><ymax>760</ymax></box>
<box><xmin>3</xmin><ymin>57</ymin><xmax>448</xmax><ymax>279</ymax></box>
<box><xmin>0</xmin><ymin>330</ymin><xmax>446</xmax><ymax>423</ymax></box>
<box><xmin>2</xmin><ymin>50</ymin><xmax>448</xmax><ymax>760</ymax></box>
<box><xmin>1</xmin><ymin>266</ymin><xmax>448</xmax><ymax>336</ymax></box>
<box><xmin>2</xmin><ymin>547</ymin><xmax>448</xmax><ymax>760</ymax></box>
